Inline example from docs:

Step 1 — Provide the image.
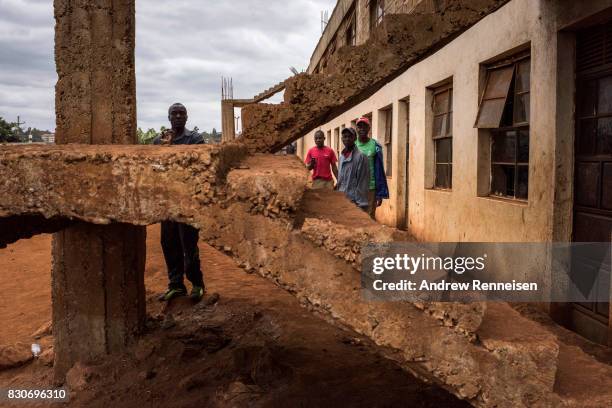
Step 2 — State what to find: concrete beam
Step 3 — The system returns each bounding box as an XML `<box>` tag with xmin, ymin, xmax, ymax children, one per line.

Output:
<box><xmin>0</xmin><ymin>144</ymin><xmax>247</xmax><ymax>236</ymax></box>
<box><xmin>239</xmin><ymin>0</ymin><xmax>511</xmax><ymax>153</ymax></box>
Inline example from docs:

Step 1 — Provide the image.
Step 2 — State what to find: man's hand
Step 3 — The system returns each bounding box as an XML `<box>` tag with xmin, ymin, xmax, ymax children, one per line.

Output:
<box><xmin>160</xmin><ymin>129</ymin><xmax>175</xmax><ymax>145</ymax></box>
<box><xmin>306</xmin><ymin>156</ymin><xmax>316</xmax><ymax>170</ymax></box>
<box><xmin>376</xmin><ymin>198</ymin><xmax>383</xmax><ymax>207</ymax></box>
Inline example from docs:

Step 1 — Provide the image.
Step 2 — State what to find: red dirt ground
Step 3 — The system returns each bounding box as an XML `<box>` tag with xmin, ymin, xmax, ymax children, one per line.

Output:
<box><xmin>0</xmin><ymin>225</ymin><xmax>468</xmax><ymax>407</ymax></box>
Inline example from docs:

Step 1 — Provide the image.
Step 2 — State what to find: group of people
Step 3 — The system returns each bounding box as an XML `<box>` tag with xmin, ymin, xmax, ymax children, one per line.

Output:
<box><xmin>153</xmin><ymin>106</ymin><xmax>390</xmax><ymax>304</ymax></box>
<box><xmin>305</xmin><ymin>117</ymin><xmax>389</xmax><ymax>219</ymax></box>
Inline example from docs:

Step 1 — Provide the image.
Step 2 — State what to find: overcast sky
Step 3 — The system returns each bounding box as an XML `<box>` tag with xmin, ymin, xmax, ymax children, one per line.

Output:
<box><xmin>0</xmin><ymin>0</ymin><xmax>335</xmax><ymax>133</ymax></box>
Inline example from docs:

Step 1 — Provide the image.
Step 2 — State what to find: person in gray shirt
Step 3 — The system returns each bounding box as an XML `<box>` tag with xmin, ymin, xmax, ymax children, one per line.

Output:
<box><xmin>336</xmin><ymin>127</ymin><xmax>370</xmax><ymax>211</ymax></box>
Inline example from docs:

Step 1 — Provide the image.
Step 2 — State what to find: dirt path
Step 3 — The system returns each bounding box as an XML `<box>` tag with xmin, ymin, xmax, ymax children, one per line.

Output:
<box><xmin>0</xmin><ymin>234</ymin><xmax>52</xmax><ymax>346</ymax></box>
<box><xmin>0</xmin><ymin>225</ymin><xmax>468</xmax><ymax>407</ymax></box>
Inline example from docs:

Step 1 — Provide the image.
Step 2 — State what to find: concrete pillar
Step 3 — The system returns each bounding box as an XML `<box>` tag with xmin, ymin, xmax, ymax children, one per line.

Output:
<box><xmin>221</xmin><ymin>100</ymin><xmax>236</xmax><ymax>142</ymax></box>
<box><xmin>52</xmin><ymin>0</ymin><xmax>145</xmax><ymax>379</ymax></box>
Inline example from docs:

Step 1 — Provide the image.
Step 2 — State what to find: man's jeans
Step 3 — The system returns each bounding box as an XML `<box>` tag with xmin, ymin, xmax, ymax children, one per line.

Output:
<box><xmin>160</xmin><ymin>221</ymin><xmax>204</xmax><ymax>290</ymax></box>
<box><xmin>367</xmin><ymin>190</ymin><xmax>377</xmax><ymax>220</ymax></box>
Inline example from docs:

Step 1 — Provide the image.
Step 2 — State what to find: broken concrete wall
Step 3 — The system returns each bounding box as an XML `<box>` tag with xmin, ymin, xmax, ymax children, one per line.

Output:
<box><xmin>239</xmin><ymin>0</ymin><xmax>510</xmax><ymax>153</ymax></box>
<box><xmin>0</xmin><ymin>144</ymin><xmax>248</xmax><ymax>247</ymax></box>
<box><xmin>203</xmin><ymin>160</ymin><xmax>612</xmax><ymax>407</ymax></box>
<box><xmin>2</xmin><ymin>148</ymin><xmax>611</xmax><ymax>406</ymax></box>
<box><xmin>204</xmin><ymin>196</ymin><xmax>559</xmax><ymax>407</ymax></box>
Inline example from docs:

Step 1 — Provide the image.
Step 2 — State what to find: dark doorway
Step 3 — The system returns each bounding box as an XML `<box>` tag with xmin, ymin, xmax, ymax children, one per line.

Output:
<box><xmin>572</xmin><ymin>20</ymin><xmax>612</xmax><ymax>344</ymax></box>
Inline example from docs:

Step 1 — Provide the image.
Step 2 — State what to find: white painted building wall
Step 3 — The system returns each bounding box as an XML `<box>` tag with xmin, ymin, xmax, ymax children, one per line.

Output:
<box><xmin>299</xmin><ymin>0</ymin><xmax>611</xmax><ymax>245</ymax></box>
<box><xmin>297</xmin><ymin>0</ymin><xmax>612</xmax><ymax>313</ymax></box>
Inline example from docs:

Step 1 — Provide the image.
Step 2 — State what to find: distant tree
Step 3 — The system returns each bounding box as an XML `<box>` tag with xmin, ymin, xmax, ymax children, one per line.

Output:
<box><xmin>0</xmin><ymin>117</ymin><xmax>12</xmax><ymax>142</ymax></box>
<box><xmin>30</xmin><ymin>128</ymin><xmax>47</xmax><ymax>138</ymax></box>
<box><xmin>0</xmin><ymin>117</ymin><xmax>22</xmax><ymax>142</ymax></box>
<box><xmin>137</xmin><ymin>127</ymin><xmax>159</xmax><ymax>145</ymax></box>
<box><xmin>0</xmin><ymin>117</ymin><xmax>52</xmax><ymax>143</ymax></box>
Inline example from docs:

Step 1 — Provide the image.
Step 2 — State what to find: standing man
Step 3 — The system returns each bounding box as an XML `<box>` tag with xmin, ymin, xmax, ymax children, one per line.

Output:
<box><xmin>305</xmin><ymin>130</ymin><xmax>338</xmax><ymax>190</ymax></box>
<box><xmin>154</xmin><ymin>103</ymin><xmax>205</xmax><ymax>302</ymax></box>
<box><xmin>355</xmin><ymin>117</ymin><xmax>389</xmax><ymax>219</ymax></box>
<box><xmin>336</xmin><ymin>127</ymin><xmax>370</xmax><ymax>211</ymax></box>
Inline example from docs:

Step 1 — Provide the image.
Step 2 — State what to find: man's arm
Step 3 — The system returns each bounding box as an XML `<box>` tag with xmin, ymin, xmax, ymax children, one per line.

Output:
<box><xmin>374</xmin><ymin>143</ymin><xmax>389</xmax><ymax>206</ymax></box>
<box><xmin>304</xmin><ymin>150</ymin><xmax>315</xmax><ymax>170</ymax></box>
<box><xmin>192</xmin><ymin>132</ymin><xmax>205</xmax><ymax>145</ymax></box>
<box><xmin>330</xmin><ymin>150</ymin><xmax>338</xmax><ymax>181</ymax></box>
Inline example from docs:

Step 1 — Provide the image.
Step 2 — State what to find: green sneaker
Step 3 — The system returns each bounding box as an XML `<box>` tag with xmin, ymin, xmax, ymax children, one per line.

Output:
<box><xmin>190</xmin><ymin>286</ymin><xmax>205</xmax><ymax>302</ymax></box>
<box><xmin>158</xmin><ymin>287</ymin><xmax>187</xmax><ymax>302</ymax></box>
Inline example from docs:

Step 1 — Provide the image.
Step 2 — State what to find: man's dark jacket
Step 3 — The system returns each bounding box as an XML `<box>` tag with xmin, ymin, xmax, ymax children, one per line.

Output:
<box><xmin>373</xmin><ymin>140</ymin><xmax>390</xmax><ymax>200</ymax></box>
<box><xmin>153</xmin><ymin>128</ymin><xmax>204</xmax><ymax>146</ymax></box>
<box><xmin>153</xmin><ymin>128</ymin><xmax>205</xmax><ymax>290</ymax></box>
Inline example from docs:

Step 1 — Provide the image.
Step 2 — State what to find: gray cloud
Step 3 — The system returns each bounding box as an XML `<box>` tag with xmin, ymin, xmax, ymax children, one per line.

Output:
<box><xmin>0</xmin><ymin>0</ymin><xmax>335</xmax><ymax>133</ymax></box>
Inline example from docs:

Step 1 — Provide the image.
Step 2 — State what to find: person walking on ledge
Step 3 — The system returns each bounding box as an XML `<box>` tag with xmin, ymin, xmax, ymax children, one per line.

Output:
<box><xmin>336</xmin><ymin>127</ymin><xmax>370</xmax><ymax>211</ymax></box>
<box><xmin>305</xmin><ymin>130</ymin><xmax>338</xmax><ymax>190</ymax></box>
<box><xmin>354</xmin><ymin>117</ymin><xmax>389</xmax><ymax>219</ymax></box>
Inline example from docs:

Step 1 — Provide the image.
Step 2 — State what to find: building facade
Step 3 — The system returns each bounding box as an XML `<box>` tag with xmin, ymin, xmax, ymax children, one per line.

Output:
<box><xmin>41</xmin><ymin>133</ymin><xmax>55</xmax><ymax>144</ymax></box>
<box><xmin>310</xmin><ymin>0</ymin><xmax>430</xmax><ymax>74</ymax></box>
<box><xmin>298</xmin><ymin>0</ymin><xmax>612</xmax><ymax>344</ymax></box>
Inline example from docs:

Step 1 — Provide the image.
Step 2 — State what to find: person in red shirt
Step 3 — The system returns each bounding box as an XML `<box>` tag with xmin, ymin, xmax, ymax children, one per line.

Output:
<box><xmin>305</xmin><ymin>130</ymin><xmax>338</xmax><ymax>190</ymax></box>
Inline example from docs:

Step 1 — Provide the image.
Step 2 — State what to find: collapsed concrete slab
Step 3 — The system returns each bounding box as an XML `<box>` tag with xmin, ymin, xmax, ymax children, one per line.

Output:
<box><xmin>2</xmin><ymin>146</ymin><xmax>611</xmax><ymax>406</ymax></box>
<box><xmin>239</xmin><ymin>0</ymin><xmax>510</xmax><ymax>153</ymax></box>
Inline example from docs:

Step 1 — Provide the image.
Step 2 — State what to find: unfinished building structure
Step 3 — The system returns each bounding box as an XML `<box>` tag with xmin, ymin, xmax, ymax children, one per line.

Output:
<box><xmin>2</xmin><ymin>0</ymin><xmax>612</xmax><ymax>406</ymax></box>
<box><xmin>221</xmin><ymin>78</ymin><xmax>286</xmax><ymax>142</ymax></box>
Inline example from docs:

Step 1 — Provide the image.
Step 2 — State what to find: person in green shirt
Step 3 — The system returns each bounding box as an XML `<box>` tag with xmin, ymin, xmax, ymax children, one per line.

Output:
<box><xmin>355</xmin><ymin>117</ymin><xmax>389</xmax><ymax>219</ymax></box>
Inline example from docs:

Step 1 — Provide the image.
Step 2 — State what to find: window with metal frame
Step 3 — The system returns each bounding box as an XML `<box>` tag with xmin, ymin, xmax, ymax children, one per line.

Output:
<box><xmin>476</xmin><ymin>53</ymin><xmax>530</xmax><ymax>200</ymax></box>
<box><xmin>432</xmin><ymin>84</ymin><xmax>453</xmax><ymax>189</ymax></box>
